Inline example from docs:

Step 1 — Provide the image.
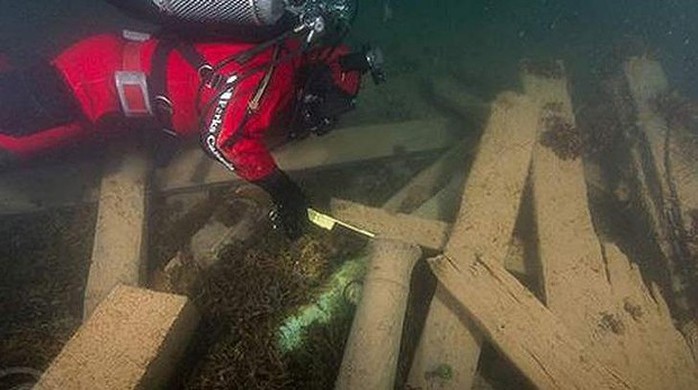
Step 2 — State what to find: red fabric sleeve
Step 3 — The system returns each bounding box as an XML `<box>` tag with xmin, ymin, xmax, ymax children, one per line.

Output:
<box><xmin>204</xmin><ymin>45</ymin><xmax>298</xmax><ymax>182</ymax></box>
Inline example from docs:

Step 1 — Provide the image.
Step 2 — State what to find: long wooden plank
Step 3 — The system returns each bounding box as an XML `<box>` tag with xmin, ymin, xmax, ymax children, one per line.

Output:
<box><xmin>38</xmin><ymin>285</ymin><xmax>199</xmax><ymax>390</ymax></box>
<box><xmin>524</xmin><ymin>70</ymin><xmax>611</xmax><ymax>330</ymax></box>
<box><xmin>83</xmin><ymin>149</ymin><xmax>151</xmax><ymax>319</ymax></box>
<box><xmin>408</xmin><ymin>92</ymin><xmax>539</xmax><ymax>389</ymax></box>
<box><xmin>157</xmin><ymin>119</ymin><xmax>459</xmax><ymax>193</ymax></box>
<box><xmin>427</xmin><ymin>254</ymin><xmax>633</xmax><ymax>390</ymax></box>
<box><xmin>0</xmin><ymin>120</ymin><xmax>457</xmax><ymax>215</ymax></box>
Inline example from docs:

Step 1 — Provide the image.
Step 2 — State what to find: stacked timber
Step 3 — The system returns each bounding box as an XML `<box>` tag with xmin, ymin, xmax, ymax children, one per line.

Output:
<box><xmin>333</xmin><ymin>63</ymin><xmax>698</xmax><ymax>389</ymax></box>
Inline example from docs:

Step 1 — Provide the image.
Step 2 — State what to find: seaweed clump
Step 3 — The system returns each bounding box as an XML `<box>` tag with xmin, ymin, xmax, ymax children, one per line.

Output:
<box><xmin>0</xmin><ymin>207</ymin><xmax>95</xmax><ymax>373</ymax></box>
<box><xmin>180</xmin><ymin>227</ymin><xmax>364</xmax><ymax>390</ymax></box>
<box><xmin>540</xmin><ymin>102</ymin><xmax>584</xmax><ymax>160</ymax></box>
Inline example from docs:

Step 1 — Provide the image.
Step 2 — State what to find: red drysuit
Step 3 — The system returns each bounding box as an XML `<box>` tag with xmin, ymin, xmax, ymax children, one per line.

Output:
<box><xmin>0</xmin><ymin>32</ymin><xmax>361</xmax><ymax>181</ymax></box>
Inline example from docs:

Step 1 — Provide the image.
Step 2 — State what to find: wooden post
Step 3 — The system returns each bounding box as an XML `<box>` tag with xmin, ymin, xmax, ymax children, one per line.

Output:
<box><xmin>83</xmin><ymin>148</ymin><xmax>151</xmax><ymax>319</ymax></box>
<box><xmin>408</xmin><ymin>92</ymin><xmax>539</xmax><ymax>389</ymax></box>
<box><xmin>335</xmin><ymin>239</ymin><xmax>422</xmax><ymax>389</ymax></box>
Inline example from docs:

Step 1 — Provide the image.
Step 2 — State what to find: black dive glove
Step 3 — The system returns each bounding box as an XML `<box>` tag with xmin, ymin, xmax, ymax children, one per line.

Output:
<box><xmin>253</xmin><ymin>169</ymin><xmax>309</xmax><ymax>240</ymax></box>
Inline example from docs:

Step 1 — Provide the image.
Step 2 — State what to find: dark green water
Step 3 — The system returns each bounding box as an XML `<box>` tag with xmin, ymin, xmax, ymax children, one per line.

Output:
<box><xmin>2</xmin><ymin>1</ymin><xmax>697</xmax><ymax>93</ymax></box>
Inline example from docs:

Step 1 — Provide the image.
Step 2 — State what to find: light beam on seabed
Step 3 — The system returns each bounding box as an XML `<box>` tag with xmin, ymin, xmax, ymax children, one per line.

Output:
<box><xmin>277</xmin><ymin>255</ymin><xmax>368</xmax><ymax>353</ymax></box>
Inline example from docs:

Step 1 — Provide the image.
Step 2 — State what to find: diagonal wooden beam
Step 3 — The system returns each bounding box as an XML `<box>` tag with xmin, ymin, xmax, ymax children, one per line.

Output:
<box><xmin>83</xmin><ymin>148</ymin><xmax>151</xmax><ymax>319</ymax></box>
<box><xmin>408</xmin><ymin>92</ymin><xmax>539</xmax><ymax>389</ymax></box>
<box><xmin>428</xmin><ymin>254</ymin><xmax>634</xmax><ymax>390</ymax></box>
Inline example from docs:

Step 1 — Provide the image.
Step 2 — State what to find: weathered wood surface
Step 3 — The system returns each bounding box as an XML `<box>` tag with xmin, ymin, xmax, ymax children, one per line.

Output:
<box><xmin>38</xmin><ymin>285</ymin><xmax>199</xmax><ymax>390</ymax></box>
<box><xmin>526</xmin><ymin>69</ymin><xmax>698</xmax><ymax>389</ymax></box>
<box><xmin>330</xmin><ymin>198</ymin><xmax>450</xmax><ymax>251</ymax></box>
<box><xmin>336</xmin><ymin>239</ymin><xmax>422</xmax><ymax>390</ymax></box>
<box><xmin>157</xmin><ymin>119</ymin><xmax>460</xmax><ymax>193</ymax></box>
<box><xmin>524</xmin><ymin>70</ymin><xmax>610</xmax><ymax>330</ymax></box>
<box><xmin>428</xmin><ymin>254</ymin><xmax>633</xmax><ymax>390</ymax></box>
<box><xmin>83</xmin><ymin>149</ymin><xmax>151</xmax><ymax>319</ymax></box>
<box><xmin>408</xmin><ymin>92</ymin><xmax>539</xmax><ymax>389</ymax></box>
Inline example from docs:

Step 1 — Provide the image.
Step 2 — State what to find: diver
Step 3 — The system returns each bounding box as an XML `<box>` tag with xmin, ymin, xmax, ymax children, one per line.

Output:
<box><xmin>0</xmin><ymin>0</ymin><xmax>386</xmax><ymax>240</ymax></box>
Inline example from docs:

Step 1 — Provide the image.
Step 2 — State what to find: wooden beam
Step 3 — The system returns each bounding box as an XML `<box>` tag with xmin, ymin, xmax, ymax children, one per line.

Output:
<box><xmin>336</xmin><ymin>239</ymin><xmax>422</xmax><ymax>390</ymax></box>
<box><xmin>524</xmin><ymin>68</ymin><xmax>611</xmax><ymax>327</ymax></box>
<box><xmin>330</xmin><ymin>198</ymin><xmax>450</xmax><ymax>251</ymax></box>
<box><xmin>83</xmin><ymin>149</ymin><xmax>151</xmax><ymax>319</ymax></box>
<box><xmin>0</xmin><ymin>120</ymin><xmax>458</xmax><ymax>215</ymax></box>
<box><xmin>408</xmin><ymin>92</ymin><xmax>539</xmax><ymax>390</ymax></box>
<box><xmin>427</xmin><ymin>254</ymin><xmax>634</xmax><ymax>390</ymax></box>
<box><xmin>156</xmin><ymin>119</ymin><xmax>460</xmax><ymax>193</ymax></box>
<box><xmin>37</xmin><ymin>285</ymin><xmax>199</xmax><ymax>390</ymax></box>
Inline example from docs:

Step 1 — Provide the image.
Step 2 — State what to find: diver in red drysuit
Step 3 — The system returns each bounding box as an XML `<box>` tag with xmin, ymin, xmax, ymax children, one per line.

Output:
<box><xmin>0</xmin><ymin>32</ymin><xmax>372</xmax><ymax>238</ymax></box>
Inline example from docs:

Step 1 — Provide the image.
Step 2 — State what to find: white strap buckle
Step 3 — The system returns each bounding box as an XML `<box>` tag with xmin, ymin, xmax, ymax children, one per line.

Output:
<box><xmin>115</xmin><ymin>71</ymin><xmax>153</xmax><ymax>117</ymax></box>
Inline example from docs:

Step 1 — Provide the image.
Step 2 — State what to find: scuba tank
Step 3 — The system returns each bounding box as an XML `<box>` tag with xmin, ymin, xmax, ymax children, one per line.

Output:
<box><xmin>105</xmin><ymin>0</ymin><xmax>286</xmax><ymax>26</ymax></box>
<box><xmin>105</xmin><ymin>1</ymin><xmax>358</xmax><ymax>41</ymax></box>
<box><xmin>105</xmin><ymin>0</ymin><xmax>293</xmax><ymax>41</ymax></box>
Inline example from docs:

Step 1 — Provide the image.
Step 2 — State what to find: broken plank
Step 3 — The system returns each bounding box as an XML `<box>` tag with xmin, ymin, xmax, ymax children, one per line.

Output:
<box><xmin>408</xmin><ymin>92</ymin><xmax>539</xmax><ymax>390</ymax></box>
<box><xmin>38</xmin><ymin>285</ymin><xmax>199</xmax><ymax>390</ymax></box>
<box><xmin>157</xmin><ymin>119</ymin><xmax>460</xmax><ymax>193</ymax></box>
<box><xmin>330</xmin><ymin>198</ymin><xmax>450</xmax><ymax>251</ymax></box>
<box><xmin>336</xmin><ymin>239</ymin><xmax>422</xmax><ymax>390</ymax></box>
<box><xmin>428</xmin><ymin>254</ymin><xmax>633</xmax><ymax>390</ymax></box>
<box><xmin>601</xmin><ymin>243</ymin><xmax>698</xmax><ymax>389</ymax></box>
<box><xmin>83</xmin><ymin>148</ymin><xmax>151</xmax><ymax>319</ymax></box>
